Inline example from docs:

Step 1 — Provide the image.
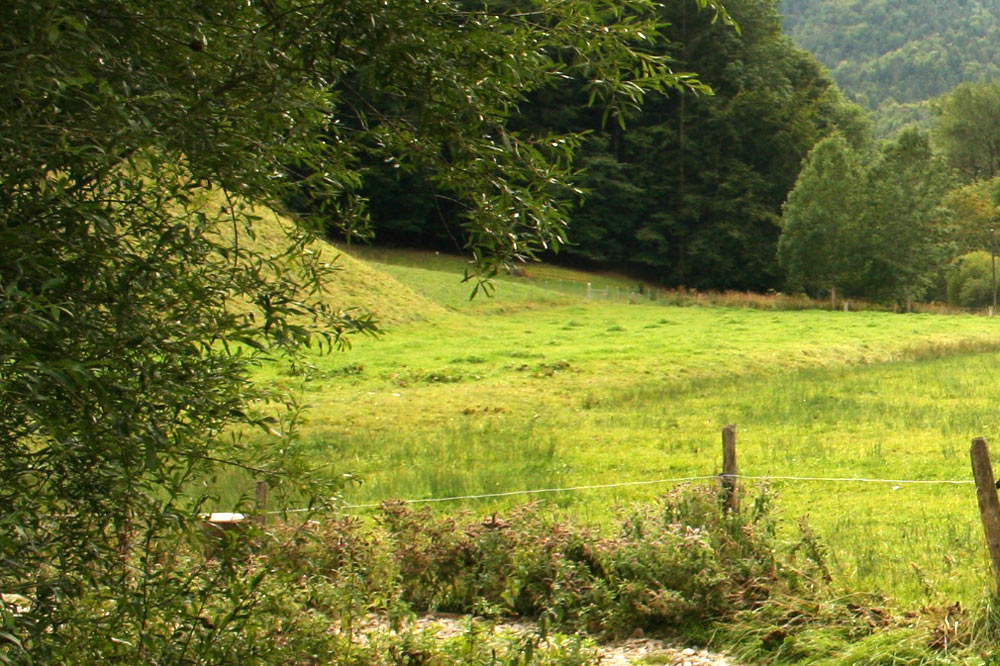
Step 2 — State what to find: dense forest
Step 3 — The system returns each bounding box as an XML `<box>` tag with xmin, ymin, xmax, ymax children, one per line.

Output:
<box><xmin>343</xmin><ymin>0</ymin><xmax>867</xmax><ymax>292</ymax></box>
<box><xmin>779</xmin><ymin>0</ymin><xmax>1000</xmax><ymax>136</ymax></box>
<box><xmin>317</xmin><ymin>0</ymin><xmax>1000</xmax><ymax>305</ymax></box>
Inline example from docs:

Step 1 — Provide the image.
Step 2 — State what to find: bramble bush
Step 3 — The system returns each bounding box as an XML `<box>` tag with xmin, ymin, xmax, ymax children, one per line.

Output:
<box><xmin>289</xmin><ymin>484</ymin><xmax>836</xmax><ymax>640</ymax></box>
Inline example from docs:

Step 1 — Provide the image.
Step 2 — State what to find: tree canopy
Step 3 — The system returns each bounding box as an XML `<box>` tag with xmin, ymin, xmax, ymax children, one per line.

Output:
<box><xmin>932</xmin><ymin>81</ymin><xmax>1000</xmax><ymax>182</ymax></box>
<box><xmin>778</xmin><ymin>127</ymin><xmax>954</xmax><ymax>305</ymax></box>
<box><xmin>854</xmin><ymin>128</ymin><xmax>954</xmax><ymax>303</ymax></box>
<box><xmin>2</xmin><ymin>0</ymin><xmax>728</xmax><ymax>662</ymax></box>
<box><xmin>352</xmin><ymin>0</ymin><xmax>865</xmax><ymax>292</ymax></box>
<box><xmin>777</xmin><ymin>133</ymin><xmax>862</xmax><ymax>300</ymax></box>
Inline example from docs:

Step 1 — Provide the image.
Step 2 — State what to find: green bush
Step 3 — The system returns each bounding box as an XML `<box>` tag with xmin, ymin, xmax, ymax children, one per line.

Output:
<box><xmin>947</xmin><ymin>251</ymin><xmax>995</xmax><ymax>308</ymax></box>
<box><xmin>28</xmin><ymin>484</ymin><xmax>983</xmax><ymax>665</ymax></box>
<box><xmin>365</xmin><ymin>484</ymin><xmax>831</xmax><ymax>639</ymax></box>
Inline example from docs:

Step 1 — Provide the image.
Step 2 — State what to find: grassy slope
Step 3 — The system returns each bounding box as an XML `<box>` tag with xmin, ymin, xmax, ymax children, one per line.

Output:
<box><xmin>244</xmin><ymin>228</ymin><xmax>1000</xmax><ymax>607</ymax></box>
<box><xmin>208</xmin><ymin>199</ymin><xmax>449</xmax><ymax>328</ymax></box>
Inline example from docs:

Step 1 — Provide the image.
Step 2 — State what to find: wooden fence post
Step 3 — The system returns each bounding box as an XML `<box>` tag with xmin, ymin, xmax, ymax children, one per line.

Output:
<box><xmin>255</xmin><ymin>480</ymin><xmax>269</xmax><ymax>526</ymax></box>
<box><xmin>971</xmin><ymin>437</ymin><xmax>1000</xmax><ymax>595</ymax></box>
<box><xmin>721</xmin><ymin>424</ymin><xmax>738</xmax><ymax>513</ymax></box>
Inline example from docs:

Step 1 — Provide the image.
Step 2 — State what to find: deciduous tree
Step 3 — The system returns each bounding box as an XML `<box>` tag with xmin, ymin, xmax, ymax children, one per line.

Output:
<box><xmin>777</xmin><ymin>133</ymin><xmax>863</xmax><ymax>301</ymax></box>
<box><xmin>947</xmin><ymin>251</ymin><xmax>995</xmax><ymax>308</ymax></box>
<box><xmin>779</xmin><ymin>128</ymin><xmax>954</xmax><ymax>305</ymax></box>
<box><xmin>939</xmin><ymin>178</ymin><xmax>1000</xmax><ymax>255</ymax></box>
<box><xmin>932</xmin><ymin>81</ymin><xmax>1000</xmax><ymax>181</ymax></box>
<box><xmin>1</xmin><ymin>0</ymin><xmax>726</xmax><ymax>662</ymax></box>
<box><xmin>854</xmin><ymin>127</ymin><xmax>954</xmax><ymax>305</ymax></box>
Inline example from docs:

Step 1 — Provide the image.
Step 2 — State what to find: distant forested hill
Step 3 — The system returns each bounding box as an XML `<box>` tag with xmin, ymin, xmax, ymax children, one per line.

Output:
<box><xmin>780</xmin><ymin>0</ymin><xmax>1000</xmax><ymax>135</ymax></box>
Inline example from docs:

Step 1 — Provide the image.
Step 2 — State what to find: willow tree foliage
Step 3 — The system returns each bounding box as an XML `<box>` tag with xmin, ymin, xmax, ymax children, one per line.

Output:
<box><xmin>0</xmin><ymin>0</ymin><xmax>729</xmax><ymax>663</ymax></box>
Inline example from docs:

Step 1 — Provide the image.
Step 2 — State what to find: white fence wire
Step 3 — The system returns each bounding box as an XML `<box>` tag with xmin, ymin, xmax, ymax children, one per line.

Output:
<box><xmin>267</xmin><ymin>472</ymin><xmax>977</xmax><ymax>514</ymax></box>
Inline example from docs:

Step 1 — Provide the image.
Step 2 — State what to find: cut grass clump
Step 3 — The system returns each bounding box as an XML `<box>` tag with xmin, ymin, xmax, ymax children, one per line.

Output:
<box><xmin>451</xmin><ymin>355</ymin><xmax>488</xmax><ymax>364</ymax></box>
<box><xmin>532</xmin><ymin>360</ymin><xmax>574</xmax><ymax>377</ymax></box>
<box><xmin>387</xmin><ymin>369</ymin><xmax>467</xmax><ymax>386</ymax></box>
<box><xmin>715</xmin><ymin>596</ymin><xmax>999</xmax><ymax>666</ymax></box>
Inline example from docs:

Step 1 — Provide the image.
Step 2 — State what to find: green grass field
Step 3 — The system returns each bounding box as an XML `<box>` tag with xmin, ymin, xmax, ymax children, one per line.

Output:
<box><xmin>244</xmin><ymin>244</ymin><xmax>1000</xmax><ymax>610</ymax></box>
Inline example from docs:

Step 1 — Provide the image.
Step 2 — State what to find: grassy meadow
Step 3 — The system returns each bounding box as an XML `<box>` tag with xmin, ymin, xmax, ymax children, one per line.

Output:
<box><xmin>244</xmin><ymin>243</ymin><xmax>1000</xmax><ymax>610</ymax></box>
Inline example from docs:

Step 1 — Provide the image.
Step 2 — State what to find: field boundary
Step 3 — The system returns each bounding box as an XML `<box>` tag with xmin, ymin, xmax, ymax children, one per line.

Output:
<box><xmin>334</xmin><ymin>473</ymin><xmax>976</xmax><ymax>511</ymax></box>
<box><xmin>268</xmin><ymin>473</ymin><xmax>975</xmax><ymax>515</ymax></box>
<box><xmin>248</xmin><ymin>429</ymin><xmax>1000</xmax><ymax>594</ymax></box>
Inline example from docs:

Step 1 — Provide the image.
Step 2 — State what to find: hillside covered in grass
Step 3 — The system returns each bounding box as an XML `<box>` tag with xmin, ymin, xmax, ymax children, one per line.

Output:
<box><xmin>209</xmin><ymin>196</ymin><xmax>449</xmax><ymax>329</ymax></box>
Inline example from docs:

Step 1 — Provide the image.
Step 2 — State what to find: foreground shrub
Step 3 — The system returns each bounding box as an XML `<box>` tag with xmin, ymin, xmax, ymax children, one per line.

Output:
<box><xmin>353</xmin><ymin>484</ymin><xmax>833</xmax><ymax>639</ymax></box>
<box><xmin>19</xmin><ymin>483</ymin><xmax>997</xmax><ymax>665</ymax></box>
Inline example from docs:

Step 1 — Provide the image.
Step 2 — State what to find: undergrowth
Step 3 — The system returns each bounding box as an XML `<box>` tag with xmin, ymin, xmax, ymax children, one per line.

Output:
<box><xmin>20</xmin><ymin>484</ymin><xmax>1000</xmax><ymax>665</ymax></box>
<box><xmin>273</xmin><ymin>484</ymin><xmax>1000</xmax><ymax>664</ymax></box>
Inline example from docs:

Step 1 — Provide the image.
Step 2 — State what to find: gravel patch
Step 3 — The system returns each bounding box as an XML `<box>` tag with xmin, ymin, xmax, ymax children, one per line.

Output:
<box><xmin>366</xmin><ymin>613</ymin><xmax>739</xmax><ymax>666</ymax></box>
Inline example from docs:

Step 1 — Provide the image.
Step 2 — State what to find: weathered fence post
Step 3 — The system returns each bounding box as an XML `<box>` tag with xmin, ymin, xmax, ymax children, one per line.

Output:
<box><xmin>586</xmin><ymin>282</ymin><xmax>592</xmax><ymax>300</ymax></box>
<box><xmin>255</xmin><ymin>480</ymin><xmax>269</xmax><ymax>526</ymax></box>
<box><xmin>971</xmin><ymin>437</ymin><xmax>1000</xmax><ymax>595</ymax></box>
<box><xmin>721</xmin><ymin>424</ymin><xmax>738</xmax><ymax>513</ymax></box>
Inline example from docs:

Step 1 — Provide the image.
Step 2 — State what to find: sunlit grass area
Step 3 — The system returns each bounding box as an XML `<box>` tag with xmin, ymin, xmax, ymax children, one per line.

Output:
<box><xmin>336</xmin><ymin>244</ymin><xmax>646</xmax><ymax>297</ymax></box>
<box><xmin>230</xmin><ymin>236</ymin><xmax>1000</xmax><ymax>609</ymax></box>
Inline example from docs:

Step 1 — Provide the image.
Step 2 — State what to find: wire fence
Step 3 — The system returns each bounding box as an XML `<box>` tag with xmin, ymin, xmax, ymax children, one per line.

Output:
<box><xmin>237</xmin><ymin>430</ymin><xmax>1000</xmax><ymax>595</ymax></box>
<box><xmin>237</xmin><ymin>427</ymin><xmax>997</xmax><ymax>519</ymax></box>
<box><xmin>266</xmin><ymin>472</ymin><xmax>977</xmax><ymax>515</ymax></box>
